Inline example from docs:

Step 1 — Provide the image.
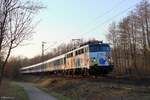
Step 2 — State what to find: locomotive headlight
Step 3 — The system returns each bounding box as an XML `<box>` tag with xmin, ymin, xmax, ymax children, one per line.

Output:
<box><xmin>108</xmin><ymin>58</ymin><xmax>111</xmax><ymax>62</ymax></box>
<box><xmin>107</xmin><ymin>56</ymin><xmax>111</xmax><ymax>63</ymax></box>
<box><xmin>108</xmin><ymin>58</ymin><xmax>113</xmax><ymax>64</ymax></box>
<box><xmin>90</xmin><ymin>57</ymin><xmax>96</xmax><ymax>63</ymax></box>
<box><xmin>93</xmin><ymin>58</ymin><xmax>96</xmax><ymax>62</ymax></box>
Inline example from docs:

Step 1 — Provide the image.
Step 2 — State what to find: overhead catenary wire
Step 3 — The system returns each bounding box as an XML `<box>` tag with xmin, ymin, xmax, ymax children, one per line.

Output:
<box><xmin>58</xmin><ymin>0</ymin><xmax>131</xmax><ymax>44</ymax></box>
<box><xmin>85</xmin><ymin>0</ymin><xmax>128</xmax><ymax>26</ymax></box>
<box><xmin>80</xmin><ymin>3</ymin><xmax>137</xmax><ymax>37</ymax></box>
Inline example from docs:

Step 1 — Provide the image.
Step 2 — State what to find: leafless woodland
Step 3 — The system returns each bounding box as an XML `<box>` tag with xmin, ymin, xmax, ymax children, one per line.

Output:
<box><xmin>106</xmin><ymin>0</ymin><xmax>150</xmax><ymax>78</ymax></box>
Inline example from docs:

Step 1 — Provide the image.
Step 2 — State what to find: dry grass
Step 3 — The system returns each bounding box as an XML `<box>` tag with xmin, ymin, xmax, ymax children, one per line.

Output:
<box><xmin>23</xmin><ymin>76</ymin><xmax>150</xmax><ymax>100</ymax></box>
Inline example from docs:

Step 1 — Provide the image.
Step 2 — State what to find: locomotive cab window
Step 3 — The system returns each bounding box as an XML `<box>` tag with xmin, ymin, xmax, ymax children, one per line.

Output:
<box><xmin>100</xmin><ymin>44</ymin><xmax>110</xmax><ymax>52</ymax></box>
<box><xmin>89</xmin><ymin>44</ymin><xmax>110</xmax><ymax>52</ymax></box>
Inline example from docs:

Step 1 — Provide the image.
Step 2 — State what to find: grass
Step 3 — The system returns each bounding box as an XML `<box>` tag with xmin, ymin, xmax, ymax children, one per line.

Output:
<box><xmin>51</xmin><ymin>92</ymin><xmax>72</xmax><ymax>100</ymax></box>
<box><xmin>0</xmin><ymin>80</ymin><xmax>28</xmax><ymax>100</ymax></box>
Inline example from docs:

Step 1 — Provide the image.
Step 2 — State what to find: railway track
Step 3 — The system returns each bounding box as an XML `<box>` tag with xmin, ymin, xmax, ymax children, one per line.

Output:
<box><xmin>40</xmin><ymin>74</ymin><xmax>114</xmax><ymax>81</ymax></box>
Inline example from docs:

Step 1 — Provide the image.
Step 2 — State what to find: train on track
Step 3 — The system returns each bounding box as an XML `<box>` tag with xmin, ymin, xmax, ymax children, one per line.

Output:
<box><xmin>20</xmin><ymin>40</ymin><xmax>114</xmax><ymax>76</ymax></box>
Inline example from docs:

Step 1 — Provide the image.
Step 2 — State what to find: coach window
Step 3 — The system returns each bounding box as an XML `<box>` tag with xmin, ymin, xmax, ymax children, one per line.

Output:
<box><xmin>75</xmin><ymin>51</ymin><xmax>77</xmax><ymax>55</ymax></box>
<box><xmin>79</xmin><ymin>49</ymin><xmax>81</xmax><ymax>54</ymax></box>
<box><xmin>64</xmin><ymin>57</ymin><xmax>66</xmax><ymax>64</ymax></box>
<box><xmin>84</xmin><ymin>48</ymin><xmax>88</xmax><ymax>53</ymax></box>
<box><xmin>60</xmin><ymin>58</ymin><xmax>63</xmax><ymax>64</ymax></box>
<box><xmin>81</xmin><ymin>48</ymin><xmax>84</xmax><ymax>54</ymax></box>
<box><xmin>67</xmin><ymin>54</ymin><xmax>69</xmax><ymax>58</ymax></box>
<box><xmin>67</xmin><ymin>52</ymin><xmax>73</xmax><ymax>58</ymax></box>
<box><xmin>76</xmin><ymin>50</ymin><xmax>78</xmax><ymax>55</ymax></box>
<box><xmin>79</xmin><ymin>49</ymin><xmax>83</xmax><ymax>55</ymax></box>
<box><xmin>71</xmin><ymin>52</ymin><xmax>73</xmax><ymax>57</ymax></box>
<box><xmin>78</xmin><ymin>49</ymin><xmax>81</xmax><ymax>55</ymax></box>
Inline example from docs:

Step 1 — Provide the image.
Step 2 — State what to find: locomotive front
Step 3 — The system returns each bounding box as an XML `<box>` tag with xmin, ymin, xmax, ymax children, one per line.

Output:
<box><xmin>88</xmin><ymin>42</ymin><xmax>113</xmax><ymax>75</ymax></box>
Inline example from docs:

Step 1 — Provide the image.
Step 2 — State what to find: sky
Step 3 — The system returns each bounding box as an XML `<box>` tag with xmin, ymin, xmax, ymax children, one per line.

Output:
<box><xmin>12</xmin><ymin>0</ymin><xmax>143</xmax><ymax>58</ymax></box>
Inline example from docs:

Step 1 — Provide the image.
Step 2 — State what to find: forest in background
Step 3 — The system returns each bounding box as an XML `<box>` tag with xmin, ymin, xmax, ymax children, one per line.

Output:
<box><xmin>106</xmin><ymin>0</ymin><xmax>150</xmax><ymax>77</ymax></box>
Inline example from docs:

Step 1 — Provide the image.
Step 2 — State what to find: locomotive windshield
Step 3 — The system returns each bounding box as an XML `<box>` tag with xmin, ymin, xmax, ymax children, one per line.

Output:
<box><xmin>89</xmin><ymin>44</ymin><xmax>110</xmax><ymax>52</ymax></box>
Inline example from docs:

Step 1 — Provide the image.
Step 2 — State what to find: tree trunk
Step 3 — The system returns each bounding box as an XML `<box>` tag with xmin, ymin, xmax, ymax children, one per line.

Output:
<box><xmin>0</xmin><ymin>41</ymin><xmax>12</xmax><ymax>85</ymax></box>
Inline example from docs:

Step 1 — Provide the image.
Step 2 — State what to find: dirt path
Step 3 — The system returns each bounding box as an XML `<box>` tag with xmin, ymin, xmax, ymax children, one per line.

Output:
<box><xmin>17</xmin><ymin>82</ymin><xmax>57</xmax><ymax>100</ymax></box>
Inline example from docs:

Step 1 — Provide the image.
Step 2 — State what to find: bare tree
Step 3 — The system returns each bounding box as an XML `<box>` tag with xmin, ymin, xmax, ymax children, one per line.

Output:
<box><xmin>0</xmin><ymin>0</ymin><xmax>43</xmax><ymax>85</ymax></box>
<box><xmin>106</xmin><ymin>22</ymin><xmax>121</xmax><ymax>74</ymax></box>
